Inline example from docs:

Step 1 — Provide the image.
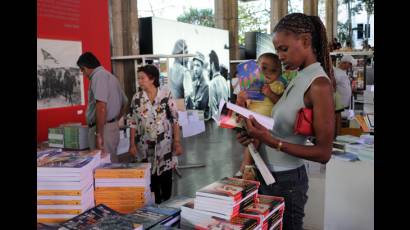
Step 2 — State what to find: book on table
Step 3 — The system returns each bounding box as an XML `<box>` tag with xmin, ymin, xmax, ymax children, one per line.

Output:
<box><xmin>195</xmin><ymin>177</ymin><xmax>260</xmax><ymax>203</ymax></box>
<box><xmin>194</xmin><ymin>191</ymin><xmax>255</xmax><ymax>219</ymax></box>
<box><xmin>59</xmin><ymin>204</ymin><xmax>121</xmax><ymax>229</ymax></box>
<box><xmin>195</xmin><ymin>214</ymin><xmax>259</xmax><ymax>230</ymax></box>
<box><xmin>240</xmin><ymin>194</ymin><xmax>285</xmax><ymax>230</ymax></box>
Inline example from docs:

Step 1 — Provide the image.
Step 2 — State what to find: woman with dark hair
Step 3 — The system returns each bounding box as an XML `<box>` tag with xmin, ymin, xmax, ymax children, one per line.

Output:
<box><xmin>127</xmin><ymin>64</ymin><xmax>183</xmax><ymax>204</ymax></box>
<box><xmin>236</xmin><ymin>13</ymin><xmax>335</xmax><ymax>230</ymax></box>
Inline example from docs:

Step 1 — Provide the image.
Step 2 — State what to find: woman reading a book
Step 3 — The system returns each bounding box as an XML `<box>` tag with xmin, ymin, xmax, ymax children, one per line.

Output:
<box><xmin>127</xmin><ymin>65</ymin><xmax>183</xmax><ymax>204</ymax></box>
<box><xmin>235</xmin><ymin>53</ymin><xmax>287</xmax><ymax>181</ymax></box>
<box><xmin>236</xmin><ymin>13</ymin><xmax>335</xmax><ymax>230</ymax></box>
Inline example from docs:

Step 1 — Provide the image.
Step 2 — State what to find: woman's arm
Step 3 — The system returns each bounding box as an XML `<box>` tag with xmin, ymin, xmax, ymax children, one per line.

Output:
<box><xmin>167</xmin><ymin>91</ymin><xmax>183</xmax><ymax>156</ymax></box>
<box><xmin>127</xmin><ymin>95</ymin><xmax>138</xmax><ymax>157</ymax></box>
<box><xmin>245</xmin><ymin>77</ymin><xmax>335</xmax><ymax>163</ymax></box>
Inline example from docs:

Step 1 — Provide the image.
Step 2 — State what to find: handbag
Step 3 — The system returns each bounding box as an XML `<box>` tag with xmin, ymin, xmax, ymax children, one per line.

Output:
<box><xmin>294</xmin><ymin>108</ymin><xmax>314</xmax><ymax>136</ymax></box>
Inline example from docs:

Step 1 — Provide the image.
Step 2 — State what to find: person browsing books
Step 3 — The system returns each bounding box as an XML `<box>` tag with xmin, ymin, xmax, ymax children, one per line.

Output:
<box><xmin>127</xmin><ymin>65</ymin><xmax>183</xmax><ymax>204</ymax></box>
<box><xmin>77</xmin><ymin>52</ymin><xmax>128</xmax><ymax>163</ymax></box>
<box><xmin>236</xmin><ymin>13</ymin><xmax>335</xmax><ymax>230</ymax></box>
<box><xmin>235</xmin><ymin>53</ymin><xmax>287</xmax><ymax>181</ymax></box>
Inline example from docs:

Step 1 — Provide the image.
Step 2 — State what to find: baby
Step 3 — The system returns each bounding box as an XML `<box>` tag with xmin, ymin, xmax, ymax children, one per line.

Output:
<box><xmin>236</xmin><ymin>53</ymin><xmax>287</xmax><ymax>180</ymax></box>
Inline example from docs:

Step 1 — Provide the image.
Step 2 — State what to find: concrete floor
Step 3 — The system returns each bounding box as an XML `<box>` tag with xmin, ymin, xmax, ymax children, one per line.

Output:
<box><xmin>171</xmin><ymin>120</ymin><xmax>245</xmax><ymax>198</ymax></box>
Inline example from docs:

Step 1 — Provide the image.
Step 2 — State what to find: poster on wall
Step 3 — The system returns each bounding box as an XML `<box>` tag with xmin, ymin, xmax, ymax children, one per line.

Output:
<box><xmin>37</xmin><ymin>39</ymin><xmax>84</xmax><ymax>110</ymax></box>
<box><xmin>139</xmin><ymin>17</ymin><xmax>230</xmax><ymax>120</ymax></box>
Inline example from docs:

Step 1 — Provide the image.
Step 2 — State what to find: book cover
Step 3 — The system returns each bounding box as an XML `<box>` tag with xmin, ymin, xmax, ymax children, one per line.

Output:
<box><xmin>196</xmin><ymin>177</ymin><xmax>260</xmax><ymax>202</ymax></box>
<box><xmin>123</xmin><ymin>208</ymin><xmax>171</xmax><ymax>230</ymax></box>
<box><xmin>237</xmin><ymin>60</ymin><xmax>265</xmax><ymax>101</ymax></box>
<box><xmin>241</xmin><ymin>194</ymin><xmax>284</xmax><ymax>219</ymax></box>
<box><xmin>248</xmin><ymin>143</ymin><xmax>276</xmax><ymax>185</ymax></box>
<box><xmin>95</xmin><ymin>163</ymin><xmax>150</xmax><ymax>178</ymax></box>
<box><xmin>218</xmin><ymin>102</ymin><xmax>246</xmax><ymax>129</ymax></box>
<box><xmin>37</xmin><ymin>151</ymin><xmax>97</xmax><ymax>173</ymax></box>
<box><xmin>37</xmin><ymin>222</ymin><xmax>62</xmax><ymax>230</ymax></box>
<box><xmin>60</xmin><ymin>204</ymin><xmax>121</xmax><ymax>229</ymax></box>
<box><xmin>85</xmin><ymin>215</ymin><xmax>138</xmax><ymax>230</ymax></box>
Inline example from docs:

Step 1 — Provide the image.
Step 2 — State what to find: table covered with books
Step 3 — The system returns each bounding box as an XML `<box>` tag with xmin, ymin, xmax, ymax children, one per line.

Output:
<box><xmin>37</xmin><ymin>147</ymin><xmax>285</xmax><ymax>230</ymax></box>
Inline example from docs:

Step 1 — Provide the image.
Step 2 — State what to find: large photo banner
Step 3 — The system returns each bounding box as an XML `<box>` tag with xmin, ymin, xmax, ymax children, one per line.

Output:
<box><xmin>141</xmin><ymin>17</ymin><xmax>230</xmax><ymax>120</ymax></box>
<box><xmin>37</xmin><ymin>39</ymin><xmax>84</xmax><ymax>109</ymax></box>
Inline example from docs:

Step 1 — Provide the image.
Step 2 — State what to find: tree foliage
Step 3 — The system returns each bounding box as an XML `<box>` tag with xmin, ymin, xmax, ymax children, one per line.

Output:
<box><xmin>238</xmin><ymin>4</ymin><xmax>270</xmax><ymax>46</ymax></box>
<box><xmin>177</xmin><ymin>8</ymin><xmax>215</xmax><ymax>28</ymax></box>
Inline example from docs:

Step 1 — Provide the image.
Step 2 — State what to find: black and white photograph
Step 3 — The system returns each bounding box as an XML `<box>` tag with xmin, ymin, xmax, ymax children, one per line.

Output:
<box><xmin>37</xmin><ymin>39</ymin><xmax>84</xmax><ymax>109</ymax></box>
<box><xmin>139</xmin><ymin>17</ymin><xmax>230</xmax><ymax>120</ymax></box>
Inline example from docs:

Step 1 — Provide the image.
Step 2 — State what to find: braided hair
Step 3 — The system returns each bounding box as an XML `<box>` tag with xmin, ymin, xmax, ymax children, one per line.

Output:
<box><xmin>273</xmin><ymin>13</ymin><xmax>335</xmax><ymax>90</ymax></box>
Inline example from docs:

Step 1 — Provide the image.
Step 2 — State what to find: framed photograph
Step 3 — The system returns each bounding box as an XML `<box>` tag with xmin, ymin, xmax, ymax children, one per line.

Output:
<box><xmin>37</xmin><ymin>39</ymin><xmax>84</xmax><ymax>109</ymax></box>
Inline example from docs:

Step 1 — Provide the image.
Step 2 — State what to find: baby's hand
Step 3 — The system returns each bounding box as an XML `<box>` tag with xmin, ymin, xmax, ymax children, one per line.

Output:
<box><xmin>237</xmin><ymin>90</ymin><xmax>248</xmax><ymax>107</ymax></box>
<box><xmin>261</xmin><ymin>84</ymin><xmax>273</xmax><ymax>97</ymax></box>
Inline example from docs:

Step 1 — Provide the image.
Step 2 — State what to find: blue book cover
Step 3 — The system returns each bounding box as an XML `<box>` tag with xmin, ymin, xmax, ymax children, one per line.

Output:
<box><xmin>236</xmin><ymin>60</ymin><xmax>265</xmax><ymax>101</ymax></box>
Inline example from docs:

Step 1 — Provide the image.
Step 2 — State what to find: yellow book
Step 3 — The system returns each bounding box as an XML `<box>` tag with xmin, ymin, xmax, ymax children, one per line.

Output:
<box><xmin>37</xmin><ymin>200</ymin><xmax>82</xmax><ymax>205</ymax></box>
<box><xmin>95</xmin><ymin>199</ymin><xmax>145</xmax><ymax>205</ymax></box>
<box><xmin>94</xmin><ymin>173</ymin><xmax>145</xmax><ymax>178</ymax></box>
<box><xmin>94</xmin><ymin>194</ymin><xmax>145</xmax><ymax>200</ymax></box>
<box><xmin>37</xmin><ymin>209</ymin><xmax>82</xmax><ymax>214</ymax></box>
<box><xmin>95</xmin><ymin>186</ymin><xmax>146</xmax><ymax>192</ymax></box>
<box><xmin>94</xmin><ymin>191</ymin><xmax>145</xmax><ymax>199</ymax></box>
<box><xmin>37</xmin><ymin>218</ymin><xmax>69</xmax><ymax>223</ymax></box>
<box><xmin>37</xmin><ymin>190</ymin><xmax>82</xmax><ymax>196</ymax></box>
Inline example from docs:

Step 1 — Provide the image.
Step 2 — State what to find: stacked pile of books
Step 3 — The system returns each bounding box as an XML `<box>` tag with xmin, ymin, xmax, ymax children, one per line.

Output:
<box><xmin>48</xmin><ymin>127</ymin><xmax>64</xmax><ymax>148</ymax></box>
<box><xmin>63</xmin><ymin>125</ymin><xmax>89</xmax><ymax>150</ymax></box>
<box><xmin>94</xmin><ymin>163</ymin><xmax>152</xmax><ymax>214</ymax></box>
<box><xmin>240</xmin><ymin>194</ymin><xmax>285</xmax><ymax>230</ymax></box>
<box><xmin>37</xmin><ymin>149</ymin><xmax>102</xmax><ymax>224</ymax></box>
<box><xmin>181</xmin><ymin>177</ymin><xmax>261</xmax><ymax>229</ymax></box>
<box><xmin>47</xmin><ymin>123</ymin><xmax>89</xmax><ymax>150</ymax></box>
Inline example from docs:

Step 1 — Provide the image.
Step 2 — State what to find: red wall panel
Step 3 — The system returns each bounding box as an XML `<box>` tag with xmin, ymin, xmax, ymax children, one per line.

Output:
<box><xmin>37</xmin><ymin>0</ymin><xmax>111</xmax><ymax>142</ymax></box>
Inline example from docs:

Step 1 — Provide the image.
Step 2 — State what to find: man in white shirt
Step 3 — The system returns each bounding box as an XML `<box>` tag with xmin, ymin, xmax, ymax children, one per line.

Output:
<box><xmin>334</xmin><ymin>55</ymin><xmax>354</xmax><ymax>136</ymax></box>
<box><xmin>334</xmin><ymin>55</ymin><xmax>354</xmax><ymax>109</ymax></box>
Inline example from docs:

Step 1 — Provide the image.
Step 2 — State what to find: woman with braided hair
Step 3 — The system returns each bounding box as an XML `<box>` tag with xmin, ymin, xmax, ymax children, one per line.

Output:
<box><xmin>236</xmin><ymin>13</ymin><xmax>335</xmax><ymax>230</ymax></box>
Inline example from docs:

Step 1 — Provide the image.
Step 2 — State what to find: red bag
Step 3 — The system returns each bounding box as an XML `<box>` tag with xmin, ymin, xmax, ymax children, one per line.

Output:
<box><xmin>294</xmin><ymin>108</ymin><xmax>314</xmax><ymax>136</ymax></box>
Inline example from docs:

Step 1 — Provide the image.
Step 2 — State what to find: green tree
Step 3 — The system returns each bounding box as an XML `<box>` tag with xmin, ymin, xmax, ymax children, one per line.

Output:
<box><xmin>361</xmin><ymin>0</ymin><xmax>374</xmax><ymax>40</ymax></box>
<box><xmin>238</xmin><ymin>4</ymin><xmax>270</xmax><ymax>46</ymax></box>
<box><xmin>339</xmin><ymin>0</ymin><xmax>362</xmax><ymax>47</ymax></box>
<box><xmin>177</xmin><ymin>8</ymin><xmax>215</xmax><ymax>28</ymax></box>
<box><xmin>337</xmin><ymin>21</ymin><xmax>350</xmax><ymax>45</ymax></box>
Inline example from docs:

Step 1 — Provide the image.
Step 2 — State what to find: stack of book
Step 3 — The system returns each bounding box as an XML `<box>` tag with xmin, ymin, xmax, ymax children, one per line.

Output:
<box><xmin>63</xmin><ymin>125</ymin><xmax>89</xmax><ymax>150</ymax></box>
<box><xmin>37</xmin><ymin>149</ymin><xmax>102</xmax><ymax>224</ymax></box>
<box><xmin>181</xmin><ymin>177</ymin><xmax>260</xmax><ymax>229</ymax></box>
<box><xmin>240</xmin><ymin>194</ymin><xmax>285</xmax><ymax>230</ymax></box>
<box><xmin>94</xmin><ymin>163</ymin><xmax>152</xmax><ymax>214</ymax></box>
<box><xmin>48</xmin><ymin>127</ymin><xmax>64</xmax><ymax>148</ymax></box>
<box><xmin>195</xmin><ymin>215</ymin><xmax>259</xmax><ymax>230</ymax></box>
